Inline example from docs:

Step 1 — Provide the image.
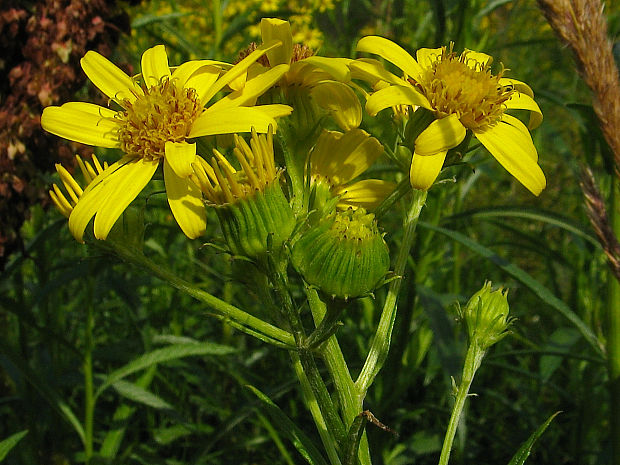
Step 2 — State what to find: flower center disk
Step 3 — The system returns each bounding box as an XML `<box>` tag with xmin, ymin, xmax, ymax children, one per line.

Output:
<box><xmin>418</xmin><ymin>49</ymin><xmax>513</xmax><ymax>130</ymax></box>
<box><xmin>117</xmin><ymin>79</ymin><xmax>202</xmax><ymax>160</ymax></box>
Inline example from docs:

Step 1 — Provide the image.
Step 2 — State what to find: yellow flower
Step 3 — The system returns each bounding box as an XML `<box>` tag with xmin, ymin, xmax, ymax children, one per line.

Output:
<box><xmin>41</xmin><ymin>43</ymin><xmax>292</xmax><ymax>241</ymax></box>
<box><xmin>309</xmin><ymin>129</ymin><xmax>395</xmax><ymax>210</ymax></box>
<box><xmin>237</xmin><ymin>19</ymin><xmax>361</xmax><ymax>131</ymax></box>
<box><xmin>353</xmin><ymin>37</ymin><xmax>546</xmax><ymax>195</ymax></box>
<box><xmin>49</xmin><ymin>155</ymin><xmax>107</xmax><ymax>218</ymax></box>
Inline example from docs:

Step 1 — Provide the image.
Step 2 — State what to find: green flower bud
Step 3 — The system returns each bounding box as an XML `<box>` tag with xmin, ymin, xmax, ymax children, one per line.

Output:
<box><xmin>216</xmin><ymin>182</ymin><xmax>295</xmax><ymax>259</ymax></box>
<box><xmin>292</xmin><ymin>208</ymin><xmax>390</xmax><ymax>298</ymax></box>
<box><xmin>192</xmin><ymin>127</ymin><xmax>295</xmax><ymax>260</ymax></box>
<box><xmin>459</xmin><ymin>281</ymin><xmax>513</xmax><ymax>351</ymax></box>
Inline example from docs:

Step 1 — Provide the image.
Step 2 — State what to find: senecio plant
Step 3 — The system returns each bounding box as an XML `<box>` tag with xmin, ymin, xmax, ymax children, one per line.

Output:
<box><xmin>42</xmin><ymin>18</ymin><xmax>545</xmax><ymax>465</ymax></box>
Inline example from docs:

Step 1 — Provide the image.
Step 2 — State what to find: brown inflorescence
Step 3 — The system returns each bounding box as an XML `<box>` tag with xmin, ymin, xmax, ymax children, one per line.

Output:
<box><xmin>0</xmin><ymin>0</ymin><xmax>130</xmax><ymax>266</ymax></box>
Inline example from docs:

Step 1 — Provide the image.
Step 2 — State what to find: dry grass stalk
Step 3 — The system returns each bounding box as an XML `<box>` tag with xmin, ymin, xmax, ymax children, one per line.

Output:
<box><xmin>581</xmin><ymin>167</ymin><xmax>620</xmax><ymax>280</ymax></box>
<box><xmin>537</xmin><ymin>0</ymin><xmax>620</xmax><ymax>171</ymax></box>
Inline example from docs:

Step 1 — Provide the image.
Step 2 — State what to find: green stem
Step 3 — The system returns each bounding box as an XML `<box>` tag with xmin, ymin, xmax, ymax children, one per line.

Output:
<box><xmin>99</xmin><ymin>241</ymin><xmax>295</xmax><ymax>347</ymax></box>
<box><xmin>290</xmin><ymin>353</ymin><xmax>342</xmax><ymax>465</ymax></box>
<box><xmin>267</xmin><ymin>261</ymin><xmax>346</xmax><ymax>444</ymax></box>
<box><xmin>305</xmin><ymin>287</ymin><xmax>372</xmax><ymax>464</ymax></box>
<box><xmin>608</xmin><ymin>176</ymin><xmax>620</xmax><ymax>465</ymax></box>
<box><xmin>438</xmin><ymin>344</ymin><xmax>484</xmax><ymax>465</ymax></box>
<box><xmin>84</xmin><ymin>300</ymin><xmax>94</xmax><ymax>463</ymax></box>
<box><xmin>213</xmin><ymin>0</ymin><xmax>222</xmax><ymax>57</ymax></box>
<box><xmin>356</xmin><ymin>189</ymin><xmax>427</xmax><ymax>394</ymax></box>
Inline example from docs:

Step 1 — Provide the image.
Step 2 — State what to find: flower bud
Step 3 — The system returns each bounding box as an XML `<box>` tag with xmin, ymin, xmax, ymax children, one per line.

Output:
<box><xmin>459</xmin><ymin>282</ymin><xmax>512</xmax><ymax>351</ymax></box>
<box><xmin>292</xmin><ymin>208</ymin><xmax>389</xmax><ymax>298</ymax></box>
<box><xmin>215</xmin><ymin>182</ymin><xmax>295</xmax><ymax>259</ymax></box>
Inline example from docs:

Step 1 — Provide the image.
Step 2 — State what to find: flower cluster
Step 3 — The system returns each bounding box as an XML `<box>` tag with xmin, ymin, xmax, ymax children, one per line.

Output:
<box><xmin>42</xmin><ymin>18</ymin><xmax>545</xmax><ymax>297</ymax></box>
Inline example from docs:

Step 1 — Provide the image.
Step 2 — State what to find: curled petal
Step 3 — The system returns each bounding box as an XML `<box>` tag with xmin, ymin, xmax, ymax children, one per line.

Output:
<box><xmin>261</xmin><ymin>18</ymin><xmax>293</xmax><ymax>66</ymax></box>
<box><xmin>415</xmin><ymin>115</ymin><xmax>466</xmax><ymax>155</ymax></box>
<box><xmin>409</xmin><ymin>151</ymin><xmax>447</xmax><ymax>191</ymax></box>
<box><xmin>335</xmin><ymin>179</ymin><xmax>396</xmax><ymax>210</ymax></box>
<box><xmin>504</xmin><ymin>91</ymin><xmax>543</xmax><ymax>130</ymax></box>
<box><xmin>312</xmin><ymin>82</ymin><xmax>362</xmax><ymax>130</ymax></box>
<box><xmin>311</xmin><ymin>129</ymin><xmax>383</xmax><ymax>185</ymax></box>
<box><xmin>349</xmin><ymin>58</ymin><xmax>405</xmax><ymax>87</ymax></box>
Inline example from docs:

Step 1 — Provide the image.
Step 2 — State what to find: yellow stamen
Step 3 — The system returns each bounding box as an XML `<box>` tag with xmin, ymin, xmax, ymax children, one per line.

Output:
<box><xmin>117</xmin><ymin>78</ymin><xmax>202</xmax><ymax>160</ymax></box>
<box><xmin>415</xmin><ymin>45</ymin><xmax>513</xmax><ymax>130</ymax></box>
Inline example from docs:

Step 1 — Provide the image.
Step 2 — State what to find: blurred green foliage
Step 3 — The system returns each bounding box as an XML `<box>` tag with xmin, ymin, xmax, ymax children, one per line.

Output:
<box><xmin>1</xmin><ymin>0</ymin><xmax>619</xmax><ymax>464</ymax></box>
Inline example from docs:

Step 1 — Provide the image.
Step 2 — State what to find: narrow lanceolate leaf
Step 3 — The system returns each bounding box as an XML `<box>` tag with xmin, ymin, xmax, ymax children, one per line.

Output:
<box><xmin>111</xmin><ymin>380</ymin><xmax>174</xmax><ymax>411</ymax></box>
<box><xmin>0</xmin><ymin>430</ymin><xmax>28</xmax><ymax>461</ymax></box>
<box><xmin>508</xmin><ymin>412</ymin><xmax>561</xmax><ymax>465</ymax></box>
<box><xmin>96</xmin><ymin>342</ymin><xmax>235</xmax><ymax>398</ymax></box>
<box><xmin>246</xmin><ymin>385</ymin><xmax>329</xmax><ymax>465</ymax></box>
<box><xmin>420</xmin><ymin>222</ymin><xmax>604</xmax><ymax>355</ymax></box>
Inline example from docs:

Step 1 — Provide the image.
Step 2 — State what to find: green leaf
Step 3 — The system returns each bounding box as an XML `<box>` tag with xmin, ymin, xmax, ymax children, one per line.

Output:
<box><xmin>111</xmin><ymin>380</ymin><xmax>173</xmax><ymax>411</ymax></box>
<box><xmin>539</xmin><ymin>328</ymin><xmax>581</xmax><ymax>382</ymax></box>
<box><xmin>96</xmin><ymin>342</ymin><xmax>235</xmax><ymax>398</ymax></box>
<box><xmin>420</xmin><ymin>222</ymin><xmax>603</xmax><ymax>355</ymax></box>
<box><xmin>0</xmin><ymin>430</ymin><xmax>28</xmax><ymax>461</ymax></box>
<box><xmin>0</xmin><ymin>343</ymin><xmax>85</xmax><ymax>444</ymax></box>
<box><xmin>444</xmin><ymin>206</ymin><xmax>599</xmax><ymax>248</ymax></box>
<box><xmin>508</xmin><ymin>412</ymin><xmax>561</xmax><ymax>465</ymax></box>
<box><xmin>245</xmin><ymin>385</ymin><xmax>329</xmax><ymax>465</ymax></box>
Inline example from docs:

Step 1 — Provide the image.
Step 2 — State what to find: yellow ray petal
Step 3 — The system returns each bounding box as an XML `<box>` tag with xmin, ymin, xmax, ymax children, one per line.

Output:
<box><xmin>190</xmin><ymin>107</ymin><xmax>279</xmax><ymax>137</ymax></box>
<box><xmin>349</xmin><ymin>58</ymin><xmax>405</xmax><ymax>87</ymax></box>
<box><xmin>504</xmin><ymin>91</ymin><xmax>543</xmax><ymax>130</ymax></box>
<box><xmin>415</xmin><ymin>114</ymin><xmax>466</xmax><ymax>155</ymax></box>
<box><xmin>415</xmin><ymin>48</ymin><xmax>443</xmax><ymax>69</ymax></box>
<box><xmin>68</xmin><ymin>157</ymin><xmax>133</xmax><ymax>241</ymax></box>
<box><xmin>409</xmin><ymin>151</ymin><xmax>447</xmax><ymax>191</ymax></box>
<box><xmin>80</xmin><ymin>51</ymin><xmax>142</xmax><ymax>104</ymax></box>
<box><xmin>141</xmin><ymin>45</ymin><xmax>171</xmax><ymax>88</ymax></box>
<box><xmin>474</xmin><ymin>121</ymin><xmax>546</xmax><ymax>196</ymax></box>
<box><xmin>206</xmin><ymin>64</ymin><xmax>289</xmax><ymax>112</ymax></box>
<box><xmin>261</xmin><ymin>18</ymin><xmax>293</xmax><ymax>67</ymax></box>
<box><xmin>92</xmin><ymin>158</ymin><xmax>159</xmax><ymax>240</ymax></box>
<box><xmin>201</xmin><ymin>40</ymin><xmax>282</xmax><ymax>105</ymax></box>
<box><xmin>312</xmin><ymin>82</ymin><xmax>362</xmax><ymax>131</ymax></box>
<box><xmin>164</xmin><ymin>141</ymin><xmax>197</xmax><ymax>178</ymax></box>
<box><xmin>163</xmin><ymin>158</ymin><xmax>207</xmax><ymax>239</ymax></box>
<box><xmin>317</xmin><ymin>129</ymin><xmax>383</xmax><ymax>185</ymax></box>
<box><xmin>335</xmin><ymin>179</ymin><xmax>396</xmax><ymax>209</ymax></box>
<box><xmin>303</xmin><ymin>56</ymin><xmax>351</xmax><ymax>82</ymax></box>
<box><xmin>366</xmin><ymin>84</ymin><xmax>431</xmax><ymax>116</ymax></box>
<box><xmin>171</xmin><ymin>61</ymin><xmax>221</xmax><ymax>102</ymax></box>
<box><xmin>499</xmin><ymin>77</ymin><xmax>534</xmax><ymax>97</ymax></box>
<box><xmin>356</xmin><ymin>36</ymin><xmax>424</xmax><ymax>81</ymax></box>
<box><xmin>253</xmin><ymin>104</ymin><xmax>293</xmax><ymax>119</ymax></box>
<box><xmin>499</xmin><ymin>115</ymin><xmax>538</xmax><ymax>161</ymax></box>
<box><xmin>41</xmin><ymin>104</ymin><xmax>120</xmax><ymax>148</ymax></box>
<box><xmin>463</xmin><ymin>50</ymin><xmax>492</xmax><ymax>68</ymax></box>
